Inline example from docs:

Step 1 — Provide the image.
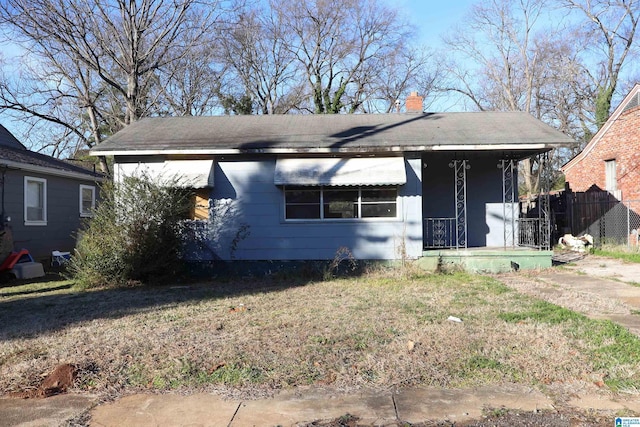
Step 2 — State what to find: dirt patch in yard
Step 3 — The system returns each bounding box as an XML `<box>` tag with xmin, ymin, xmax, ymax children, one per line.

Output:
<box><xmin>9</xmin><ymin>363</ymin><xmax>77</xmax><ymax>399</ymax></box>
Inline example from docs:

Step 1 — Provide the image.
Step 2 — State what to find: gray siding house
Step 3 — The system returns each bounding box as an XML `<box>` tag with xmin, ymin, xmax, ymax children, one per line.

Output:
<box><xmin>0</xmin><ymin>125</ymin><xmax>104</xmax><ymax>261</ymax></box>
<box><xmin>91</xmin><ymin>95</ymin><xmax>573</xmax><ymax>271</ymax></box>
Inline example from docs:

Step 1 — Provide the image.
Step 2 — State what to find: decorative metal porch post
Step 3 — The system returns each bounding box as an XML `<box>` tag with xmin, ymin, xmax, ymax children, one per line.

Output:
<box><xmin>538</xmin><ymin>152</ymin><xmax>551</xmax><ymax>250</ymax></box>
<box><xmin>450</xmin><ymin>160</ymin><xmax>470</xmax><ymax>249</ymax></box>
<box><xmin>500</xmin><ymin>159</ymin><xmax>517</xmax><ymax>248</ymax></box>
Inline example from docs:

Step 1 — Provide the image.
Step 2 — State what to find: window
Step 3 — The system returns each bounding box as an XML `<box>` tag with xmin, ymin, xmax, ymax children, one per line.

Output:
<box><xmin>80</xmin><ymin>185</ymin><xmax>96</xmax><ymax>217</ymax></box>
<box><xmin>285</xmin><ymin>187</ymin><xmax>321</xmax><ymax>219</ymax></box>
<box><xmin>284</xmin><ymin>186</ymin><xmax>398</xmax><ymax>220</ymax></box>
<box><xmin>24</xmin><ymin>176</ymin><xmax>47</xmax><ymax>225</ymax></box>
<box><xmin>605</xmin><ymin>159</ymin><xmax>617</xmax><ymax>193</ymax></box>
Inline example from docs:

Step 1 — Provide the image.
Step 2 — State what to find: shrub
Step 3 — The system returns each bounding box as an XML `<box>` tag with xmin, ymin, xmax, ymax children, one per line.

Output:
<box><xmin>68</xmin><ymin>173</ymin><xmax>193</xmax><ymax>288</ymax></box>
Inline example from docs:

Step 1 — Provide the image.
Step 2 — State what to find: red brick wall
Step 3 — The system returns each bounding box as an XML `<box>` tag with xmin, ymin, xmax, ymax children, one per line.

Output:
<box><xmin>564</xmin><ymin>106</ymin><xmax>640</xmax><ymax>201</ymax></box>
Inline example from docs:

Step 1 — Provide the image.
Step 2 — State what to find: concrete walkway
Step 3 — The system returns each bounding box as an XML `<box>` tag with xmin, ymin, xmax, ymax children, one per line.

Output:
<box><xmin>507</xmin><ymin>254</ymin><xmax>640</xmax><ymax>336</ymax></box>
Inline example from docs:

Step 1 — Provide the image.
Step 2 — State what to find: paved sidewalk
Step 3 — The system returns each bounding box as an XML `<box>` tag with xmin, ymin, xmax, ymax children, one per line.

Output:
<box><xmin>0</xmin><ymin>384</ymin><xmax>563</xmax><ymax>427</ymax></box>
<box><xmin>4</xmin><ymin>374</ymin><xmax>640</xmax><ymax>427</ymax></box>
<box><xmin>25</xmin><ymin>384</ymin><xmax>640</xmax><ymax>427</ymax></box>
<box><xmin>0</xmin><ymin>394</ymin><xmax>96</xmax><ymax>427</ymax></box>
<box><xmin>90</xmin><ymin>384</ymin><xmax>555</xmax><ymax>426</ymax></box>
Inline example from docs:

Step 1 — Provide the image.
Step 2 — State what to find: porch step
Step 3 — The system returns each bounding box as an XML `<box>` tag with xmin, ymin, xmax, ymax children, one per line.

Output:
<box><xmin>417</xmin><ymin>248</ymin><xmax>553</xmax><ymax>273</ymax></box>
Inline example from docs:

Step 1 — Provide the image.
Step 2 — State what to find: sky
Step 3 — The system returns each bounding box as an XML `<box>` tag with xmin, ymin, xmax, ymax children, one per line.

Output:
<box><xmin>396</xmin><ymin>0</ymin><xmax>477</xmax><ymax>44</ymax></box>
<box><xmin>391</xmin><ymin>0</ymin><xmax>479</xmax><ymax>111</ymax></box>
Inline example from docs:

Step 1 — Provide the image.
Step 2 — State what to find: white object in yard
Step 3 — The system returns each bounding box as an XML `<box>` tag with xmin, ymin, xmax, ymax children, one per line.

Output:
<box><xmin>12</xmin><ymin>262</ymin><xmax>45</xmax><ymax>279</ymax></box>
<box><xmin>51</xmin><ymin>250</ymin><xmax>71</xmax><ymax>267</ymax></box>
<box><xmin>558</xmin><ymin>234</ymin><xmax>593</xmax><ymax>252</ymax></box>
<box><xmin>447</xmin><ymin>316</ymin><xmax>463</xmax><ymax>323</ymax></box>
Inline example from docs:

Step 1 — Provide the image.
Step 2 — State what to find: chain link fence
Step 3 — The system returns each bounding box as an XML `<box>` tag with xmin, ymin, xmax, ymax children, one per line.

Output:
<box><xmin>571</xmin><ymin>199</ymin><xmax>640</xmax><ymax>248</ymax></box>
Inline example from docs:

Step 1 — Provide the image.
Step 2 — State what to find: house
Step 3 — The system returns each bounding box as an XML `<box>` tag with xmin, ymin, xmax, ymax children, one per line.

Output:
<box><xmin>0</xmin><ymin>124</ymin><xmax>104</xmax><ymax>262</ymax></box>
<box><xmin>90</xmin><ymin>93</ymin><xmax>573</xmax><ymax>272</ymax></box>
<box><xmin>563</xmin><ymin>83</ymin><xmax>640</xmax><ymax>201</ymax></box>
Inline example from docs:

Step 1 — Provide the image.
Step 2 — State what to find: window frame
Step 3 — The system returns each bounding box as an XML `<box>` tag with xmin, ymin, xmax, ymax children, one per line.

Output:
<box><xmin>79</xmin><ymin>184</ymin><xmax>96</xmax><ymax>217</ymax></box>
<box><xmin>24</xmin><ymin>176</ymin><xmax>47</xmax><ymax>226</ymax></box>
<box><xmin>283</xmin><ymin>185</ymin><xmax>400</xmax><ymax>222</ymax></box>
<box><xmin>604</xmin><ymin>159</ymin><xmax>617</xmax><ymax>193</ymax></box>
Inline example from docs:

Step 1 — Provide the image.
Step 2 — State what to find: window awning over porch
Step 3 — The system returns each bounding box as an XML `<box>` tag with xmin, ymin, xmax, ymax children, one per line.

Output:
<box><xmin>274</xmin><ymin>157</ymin><xmax>406</xmax><ymax>186</ymax></box>
<box><xmin>117</xmin><ymin>159</ymin><xmax>215</xmax><ymax>188</ymax></box>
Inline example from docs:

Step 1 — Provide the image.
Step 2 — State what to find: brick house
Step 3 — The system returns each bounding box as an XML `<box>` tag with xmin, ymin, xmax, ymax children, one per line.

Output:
<box><xmin>563</xmin><ymin>83</ymin><xmax>640</xmax><ymax>201</ymax></box>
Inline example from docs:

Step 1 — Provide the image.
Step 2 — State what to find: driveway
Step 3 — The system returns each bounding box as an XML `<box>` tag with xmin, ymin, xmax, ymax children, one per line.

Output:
<box><xmin>497</xmin><ymin>254</ymin><xmax>640</xmax><ymax>336</ymax></box>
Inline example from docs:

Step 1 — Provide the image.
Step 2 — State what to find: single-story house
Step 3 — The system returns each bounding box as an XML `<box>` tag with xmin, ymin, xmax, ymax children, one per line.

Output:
<box><xmin>0</xmin><ymin>124</ymin><xmax>104</xmax><ymax>262</ymax></box>
<box><xmin>563</xmin><ymin>83</ymin><xmax>640</xmax><ymax>201</ymax></box>
<box><xmin>90</xmin><ymin>94</ymin><xmax>574</xmax><ymax>272</ymax></box>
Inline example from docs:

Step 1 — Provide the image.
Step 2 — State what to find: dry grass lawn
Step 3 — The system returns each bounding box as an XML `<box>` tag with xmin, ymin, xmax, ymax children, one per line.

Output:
<box><xmin>1</xmin><ymin>268</ymin><xmax>640</xmax><ymax>401</ymax></box>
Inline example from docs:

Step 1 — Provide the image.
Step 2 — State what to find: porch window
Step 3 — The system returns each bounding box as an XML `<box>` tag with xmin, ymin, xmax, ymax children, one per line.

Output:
<box><xmin>25</xmin><ymin>176</ymin><xmax>47</xmax><ymax>225</ymax></box>
<box><xmin>284</xmin><ymin>186</ymin><xmax>397</xmax><ymax>220</ymax></box>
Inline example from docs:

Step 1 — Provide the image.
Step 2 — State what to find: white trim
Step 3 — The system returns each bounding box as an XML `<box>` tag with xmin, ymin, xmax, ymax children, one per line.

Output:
<box><xmin>79</xmin><ymin>184</ymin><xmax>96</xmax><ymax>217</ymax></box>
<box><xmin>0</xmin><ymin>159</ymin><xmax>104</xmax><ymax>181</ymax></box>
<box><xmin>94</xmin><ymin>143</ymin><xmax>556</xmax><ymax>157</ymax></box>
<box><xmin>24</xmin><ymin>176</ymin><xmax>47</xmax><ymax>226</ymax></box>
<box><xmin>432</xmin><ymin>143</ymin><xmax>548</xmax><ymax>150</ymax></box>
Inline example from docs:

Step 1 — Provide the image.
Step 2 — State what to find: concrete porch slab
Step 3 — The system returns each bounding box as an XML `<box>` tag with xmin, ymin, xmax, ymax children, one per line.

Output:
<box><xmin>417</xmin><ymin>248</ymin><xmax>553</xmax><ymax>273</ymax></box>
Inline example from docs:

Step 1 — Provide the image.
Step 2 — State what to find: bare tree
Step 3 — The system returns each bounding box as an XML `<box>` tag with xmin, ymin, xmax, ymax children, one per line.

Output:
<box><xmin>274</xmin><ymin>0</ymin><xmax>412</xmax><ymax>114</ymax></box>
<box><xmin>218</xmin><ymin>4</ymin><xmax>304</xmax><ymax>114</ymax></box>
<box><xmin>560</xmin><ymin>0</ymin><xmax>640</xmax><ymax>128</ymax></box>
<box><xmin>156</xmin><ymin>44</ymin><xmax>223</xmax><ymax>117</ymax></box>
<box><xmin>441</xmin><ymin>0</ymin><xmax>586</xmax><ymax>194</ymax></box>
<box><xmin>0</xmin><ymin>0</ymin><xmax>224</xmax><ymax>171</ymax></box>
<box><xmin>359</xmin><ymin>45</ymin><xmax>443</xmax><ymax>113</ymax></box>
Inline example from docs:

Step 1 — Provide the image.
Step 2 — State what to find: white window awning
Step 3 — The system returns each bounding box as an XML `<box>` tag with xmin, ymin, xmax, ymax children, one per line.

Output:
<box><xmin>116</xmin><ymin>159</ymin><xmax>214</xmax><ymax>188</ymax></box>
<box><xmin>274</xmin><ymin>157</ymin><xmax>406</xmax><ymax>186</ymax></box>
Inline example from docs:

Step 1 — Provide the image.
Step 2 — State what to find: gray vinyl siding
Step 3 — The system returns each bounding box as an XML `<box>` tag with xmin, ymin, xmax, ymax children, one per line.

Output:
<box><xmin>422</xmin><ymin>154</ymin><xmax>517</xmax><ymax>248</ymax></box>
<box><xmin>208</xmin><ymin>156</ymin><xmax>423</xmax><ymax>261</ymax></box>
<box><xmin>2</xmin><ymin>169</ymin><xmax>97</xmax><ymax>261</ymax></box>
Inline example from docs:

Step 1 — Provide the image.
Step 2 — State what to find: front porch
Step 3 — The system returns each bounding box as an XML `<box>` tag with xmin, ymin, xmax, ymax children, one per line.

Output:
<box><xmin>419</xmin><ymin>151</ymin><xmax>552</xmax><ymax>273</ymax></box>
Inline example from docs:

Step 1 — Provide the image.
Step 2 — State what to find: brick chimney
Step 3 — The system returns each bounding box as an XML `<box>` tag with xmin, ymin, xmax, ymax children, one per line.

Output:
<box><xmin>405</xmin><ymin>91</ymin><xmax>423</xmax><ymax>113</ymax></box>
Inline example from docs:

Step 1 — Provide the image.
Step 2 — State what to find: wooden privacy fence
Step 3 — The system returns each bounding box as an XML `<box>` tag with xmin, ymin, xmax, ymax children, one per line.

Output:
<box><xmin>521</xmin><ymin>186</ymin><xmax>640</xmax><ymax>248</ymax></box>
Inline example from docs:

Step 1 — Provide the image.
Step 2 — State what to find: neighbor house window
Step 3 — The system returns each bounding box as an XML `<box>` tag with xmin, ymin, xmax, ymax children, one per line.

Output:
<box><xmin>284</xmin><ymin>186</ymin><xmax>398</xmax><ymax>220</ymax></box>
<box><xmin>24</xmin><ymin>176</ymin><xmax>47</xmax><ymax>225</ymax></box>
<box><xmin>80</xmin><ymin>184</ymin><xmax>96</xmax><ymax>217</ymax></box>
<box><xmin>605</xmin><ymin>159</ymin><xmax>617</xmax><ymax>193</ymax></box>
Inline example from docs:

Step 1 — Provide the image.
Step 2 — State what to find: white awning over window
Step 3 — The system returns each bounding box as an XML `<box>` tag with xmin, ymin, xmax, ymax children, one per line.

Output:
<box><xmin>116</xmin><ymin>159</ymin><xmax>214</xmax><ymax>188</ymax></box>
<box><xmin>274</xmin><ymin>157</ymin><xmax>406</xmax><ymax>186</ymax></box>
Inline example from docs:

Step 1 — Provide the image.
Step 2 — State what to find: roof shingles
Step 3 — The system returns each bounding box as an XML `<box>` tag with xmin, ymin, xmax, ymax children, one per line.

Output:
<box><xmin>92</xmin><ymin>112</ymin><xmax>575</xmax><ymax>155</ymax></box>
